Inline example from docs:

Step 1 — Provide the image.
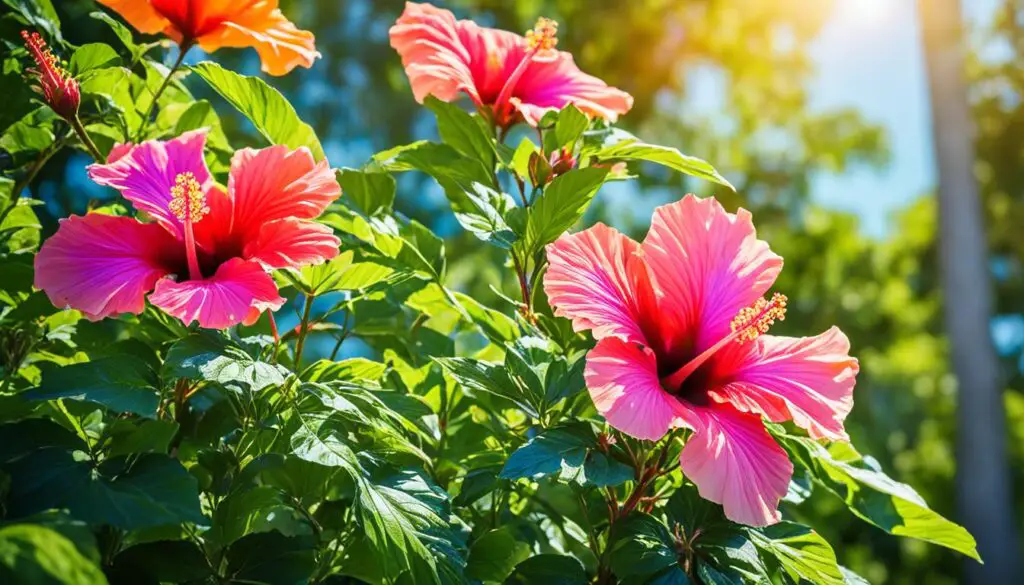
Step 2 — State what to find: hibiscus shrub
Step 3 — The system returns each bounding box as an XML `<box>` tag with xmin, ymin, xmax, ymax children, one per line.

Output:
<box><xmin>0</xmin><ymin>2</ymin><xmax>979</xmax><ymax>585</ymax></box>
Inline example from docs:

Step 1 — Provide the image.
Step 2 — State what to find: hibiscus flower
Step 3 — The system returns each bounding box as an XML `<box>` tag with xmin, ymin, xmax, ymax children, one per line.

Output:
<box><xmin>543</xmin><ymin>195</ymin><xmax>859</xmax><ymax>526</ymax></box>
<box><xmin>389</xmin><ymin>2</ymin><xmax>633</xmax><ymax>130</ymax></box>
<box><xmin>34</xmin><ymin>129</ymin><xmax>341</xmax><ymax>329</ymax></box>
<box><xmin>96</xmin><ymin>0</ymin><xmax>319</xmax><ymax>75</ymax></box>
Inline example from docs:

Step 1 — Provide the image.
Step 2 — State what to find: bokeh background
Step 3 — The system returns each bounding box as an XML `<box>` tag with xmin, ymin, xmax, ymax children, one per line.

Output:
<box><xmin>15</xmin><ymin>1</ymin><xmax>1024</xmax><ymax>583</ymax></box>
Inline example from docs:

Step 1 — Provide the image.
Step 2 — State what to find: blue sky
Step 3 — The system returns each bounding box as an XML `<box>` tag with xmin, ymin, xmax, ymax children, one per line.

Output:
<box><xmin>810</xmin><ymin>0</ymin><xmax>998</xmax><ymax>236</ymax></box>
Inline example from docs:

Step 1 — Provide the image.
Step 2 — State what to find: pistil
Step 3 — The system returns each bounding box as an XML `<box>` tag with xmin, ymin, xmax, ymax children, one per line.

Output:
<box><xmin>168</xmin><ymin>172</ymin><xmax>210</xmax><ymax>281</ymax></box>
<box><xmin>493</xmin><ymin>17</ymin><xmax>560</xmax><ymax>126</ymax></box>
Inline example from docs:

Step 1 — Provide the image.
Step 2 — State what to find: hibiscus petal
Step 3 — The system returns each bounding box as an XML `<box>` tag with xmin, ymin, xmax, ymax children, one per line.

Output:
<box><xmin>95</xmin><ymin>0</ymin><xmax>169</xmax><ymax>34</ymax></box>
<box><xmin>513</xmin><ymin>54</ymin><xmax>634</xmax><ymax>125</ymax></box>
<box><xmin>679</xmin><ymin>404</ymin><xmax>792</xmax><ymax>527</ymax></box>
<box><xmin>243</xmin><ymin>217</ymin><xmax>340</xmax><ymax>270</ymax></box>
<box><xmin>585</xmin><ymin>337</ymin><xmax>686</xmax><ymax>441</ymax></box>
<box><xmin>34</xmin><ymin>214</ymin><xmax>178</xmax><ymax>320</ymax></box>
<box><xmin>227</xmin><ymin>145</ymin><xmax>340</xmax><ymax>237</ymax></box>
<box><xmin>87</xmin><ymin>129</ymin><xmax>214</xmax><ymax>240</ymax></box>
<box><xmin>708</xmin><ymin>327</ymin><xmax>859</xmax><ymax>441</ymax></box>
<box><xmin>643</xmin><ymin>195</ymin><xmax>783</xmax><ymax>354</ymax></box>
<box><xmin>149</xmin><ymin>258</ymin><xmax>285</xmax><ymax>329</ymax></box>
<box><xmin>544</xmin><ymin>224</ymin><xmax>658</xmax><ymax>344</ymax></box>
<box><xmin>389</xmin><ymin>2</ymin><xmax>481</xmax><ymax>104</ymax></box>
<box><xmin>195</xmin><ymin>1</ymin><xmax>320</xmax><ymax>76</ymax></box>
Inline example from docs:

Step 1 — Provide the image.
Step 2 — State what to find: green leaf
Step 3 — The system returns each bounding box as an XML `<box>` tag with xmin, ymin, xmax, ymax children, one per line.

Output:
<box><xmin>208</xmin><ymin>486</ymin><xmax>311</xmax><ymax>550</ymax></box>
<box><xmin>27</xmin><ymin>356</ymin><xmax>160</xmax><ymax>417</ymax></box>
<box><xmin>163</xmin><ymin>332</ymin><xmax>288</xmax><ymax>391</ymax></box>
<box><xmin>436</xmin><ymin>357</ymin><xmax>536</xmax><ymax>417</ymax></box>
<box><xmin>225</xmin><ymin>533</ymin><xmax>316</xmax><ymax>585</ymax></box>
<box><xmin>608</xmin><ymin>513</ymin><xmax>679</xmax><ymax>579</ymax></box>
<box><xmin>102</xmin><ymin>419</ymin><xmax>178</xmax><ymax>458</ymax></box>
<box><xmin>356</xmin><ymin>472</ymin><xmax>452</xmax><ymax>584</ymax></box>
<box><xmin>425</xmin><ymin>96</ymin><xmax>495</xmax><ymax>167</ymax></box>
<box><xmin>89</xmin><ymin>12</ymin><xmax>141</xmax><ymax>57</ymax></box>
<box><xmin>550</xmin><ymin>104</ymin><xmax>589</xmax><ymax>151</ymax></box>
<box><xmin>585</xmin><ymin>129</ymin><xmax>733</xmax><ymax>189</ymax></box>
<box><xmin>452</xmin><ymin>291</ymin><xmax>519</xmax><ymax>344</ymax></box>
<box><xmin>525</xmin><ymin>167</ymin><xmax>609</xmax><ymax>252</ymax></box>
<box><xmin>3</xmin><ymin>0</ymin><xmax>62</xmax><ymax>43</ymax></box>
<box><xmin>337</xmin><ymin>168</ymin><xmax>396</xmax><ymax>216</ymax></box>
<box><xmin>1</xmin><ymin>108</ymin><xmax>56</xmax><ymax>168</ymax></box>
<box><xmin>304</xmin><ymin>358</ymin><xmax>388</xmax><ymax>384</ymax></box>
<box><xmin>192</xmin><ymin>61</ymin><xmax>324</xmax><ymax>160</ymax></box>
<box><xmin>70</xmin><ymin>44</ymin><xmax>120</xmax><ymax>75</ymax></box>
<box><xmin>0</xmin><ymin>524</ymin><xmax>107</xmax><ymax>585</ymax></box>
<box><xmin>110</xmin><ymin>540</ymin><xmax>211</xmax><ymax>584</ymax></box>
<box><xmin>695</xmin><ymin>563</ymin><xmax>739</xmax><ymax>585</ymax></box>
<box><xmin>290</xmin><ymin>411</ymin><xmax>363</xmax><ymax>469</ymax></box>
<box><xmin>0</xmin><ymin>419</ymin><xmax>83</xmax><ymax>463</ymax></box>
<box><xmin>505</xmin><ymin>555</ymin><xmax>588</xmax><ymax>585</ymax></box>
<box><xmin>5</xmin><ymin>451</ymin><xmax>205</xmax><ymax>530</ymax></box>
<box><xmin>284</xmin><ymin>250</ymin><xmax>395</xmax><ymax>296</ymax></box>
<box><xmin>390</xmin><ymin>141</ymin><xmax>515</xmax><ymax>247</ymax></box>
<box><xmin>840</xmin><ymin>565</ymin><xmax>871</xmax><ymax>585</ymax></box>
<box><xmin>749</xmin><ymin>522</ymin><xmax>845</xmax><ymax>585</ymax></box>
<box><xmin>780</xmin><ymin>435</ymin><xmax>980</xmax><ymax>560</ymax></box>
<box><xmin>500</xmin><ymin>422</ymin><xmax>591</xmax><ymax>480</ymax></box>
<box><xmin>466</xmin><ymin>528</ymin><xmax>531</xmax><ymax>582</ymax></box>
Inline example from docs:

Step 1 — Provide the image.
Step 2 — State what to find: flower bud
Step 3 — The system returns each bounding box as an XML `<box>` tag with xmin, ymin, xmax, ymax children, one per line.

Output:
<box><xmin>21</xmin><ymin>31</ymin><xmax>80</xmax><ymax>121</ymax></box>
<box><xmin>528</xmin><ymin>151</ymin><xmax>553</xmax><ymax>187</ymax></box>
<box><xmin>548</xmin><ymin>147</ymin><xmax>577</xmax><ymax>177</ymax></box>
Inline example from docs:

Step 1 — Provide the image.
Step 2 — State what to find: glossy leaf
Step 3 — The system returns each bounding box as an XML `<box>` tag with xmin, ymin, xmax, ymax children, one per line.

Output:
<box><xmin>192</xmin><ymin>61</ymin><xmax>325</xmax><ymax>160</ymax></box>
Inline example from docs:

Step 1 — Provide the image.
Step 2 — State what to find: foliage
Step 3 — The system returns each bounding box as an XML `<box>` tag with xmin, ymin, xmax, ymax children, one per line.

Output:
<box><xmin>0</xmin><ymin>1</ymin><xmax>987</xmax><ymax>585</ymax></box>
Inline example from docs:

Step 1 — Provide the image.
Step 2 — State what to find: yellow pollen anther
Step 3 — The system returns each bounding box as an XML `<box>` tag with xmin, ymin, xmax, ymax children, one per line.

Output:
<box><xmin>526</xmin><ymin>17</ymin><xmax>559</xmax><ymax>52</ymax></box>
<box><xmin>730</xmin><ymin>292</ymin><xmax>788</xmax><ymax>343</ymax></box>
<box><xmin>168</xmin><ymin>172</ymin><xmax>209</xmax><ymax>223</ymax></box>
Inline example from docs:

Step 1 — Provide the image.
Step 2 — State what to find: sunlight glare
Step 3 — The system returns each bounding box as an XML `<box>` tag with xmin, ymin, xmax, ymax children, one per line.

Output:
<box><xmin>849</xmin><ymin>0</ymin><xmax>890</xmax><ymax>24</ymax></box>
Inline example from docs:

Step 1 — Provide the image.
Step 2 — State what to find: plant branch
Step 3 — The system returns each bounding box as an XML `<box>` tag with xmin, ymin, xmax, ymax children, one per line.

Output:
<box><xmin>135</xmin><ymin>41</ymin><xmax>192</xmax><ymax>141</ymax></box>
<box><xmin>68</xmin><ymin>116</ymin><xmax>103</xmax><ymax>162</ymax></box>
<box><xmin>293</xmin><ymin>294</ymin><xmax>315</xmax><ymax>371</ymax></box>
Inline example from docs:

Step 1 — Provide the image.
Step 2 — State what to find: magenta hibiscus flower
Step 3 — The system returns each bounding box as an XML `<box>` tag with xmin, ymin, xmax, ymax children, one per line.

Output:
<box><xmin>34</xmin><ymin>130</ymin><xmax>341</xmax><ymax>329</ymax></box>
<box><xmin>543</xmin><ymin>195</ymin><xmax>859</xmax><ymax>526</ymax></box>
<box><xmin>389</xmin><ymin>2</ymin><xmax>633</xmax><ymax>130</ymax></box>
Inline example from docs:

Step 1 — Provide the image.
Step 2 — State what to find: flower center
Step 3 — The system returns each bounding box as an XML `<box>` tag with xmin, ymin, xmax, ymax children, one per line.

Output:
<box><xmin>169</xmin><ymin>172</ymin><xmax>208</xmax><ymax>281</ymax></box>
<box><xmin>661</xmin><ymin>293</ymin><xmax>788</xmax><ymax>395</ymax></box>
<box><xmin>525</xmin><ymin>17</ymin><xmax>559</xmax><ymax>53</ymax></box>
<box><xmin>492</xmin><ymin>17</ymin><xmax>561</xmax><ymax>129</ymax></box>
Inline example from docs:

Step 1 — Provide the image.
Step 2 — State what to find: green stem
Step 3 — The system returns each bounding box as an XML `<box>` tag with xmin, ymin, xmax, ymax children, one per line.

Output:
<box><xmin>69</xmin><ymin>116</ymin><xmax>103</xmax><ymax>162</ymax></box>
<box><xmin>511</xmin><ymin>250</ymin><xmax>532</xmax><ymax>310</ymax></box>
<box><xmin>135</xmin><ymin>42</ymin><xmax>192</xmax><ymax>141</ymax></box>
<box><xmin>328</xmin><ymin>312</ymin><xmax>351</xmax><ymax>361</ymax></box>
<box><xmin>293</xmin><ymin>294</ymin><xmax>315</xmax><ymax>371</ymax></box>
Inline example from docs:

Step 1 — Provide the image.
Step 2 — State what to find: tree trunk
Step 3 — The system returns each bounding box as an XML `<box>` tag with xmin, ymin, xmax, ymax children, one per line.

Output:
<box><xmin>917</xmin><ymin>1</ymin><xmax>1020</xmax><ymax>582</ymax></box>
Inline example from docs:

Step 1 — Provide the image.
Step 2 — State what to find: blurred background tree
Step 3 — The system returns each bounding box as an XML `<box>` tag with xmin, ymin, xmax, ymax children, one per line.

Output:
<box><xmin>10</xmin><ymin>1</ymin><xmax>1024</xmax><ymax>583</ymax></box>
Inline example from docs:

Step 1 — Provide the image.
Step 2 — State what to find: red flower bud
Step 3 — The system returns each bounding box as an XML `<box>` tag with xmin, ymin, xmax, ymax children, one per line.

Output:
<box><xmin>548</xmin><ymin>147</ymin><xmax>577</xmax><ymax>177</ymax></box>
<box><xmin>21</xmin><ymin>31</ymin><xmax>80</xmax><ymax>121</ymax></box>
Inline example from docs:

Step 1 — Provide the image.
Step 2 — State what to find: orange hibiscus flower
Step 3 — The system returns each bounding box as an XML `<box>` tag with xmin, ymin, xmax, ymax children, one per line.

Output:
<box><xmin>97</xmin><ymin>0</ymin><xmax>319</xmax><ymax>76</ymax></box>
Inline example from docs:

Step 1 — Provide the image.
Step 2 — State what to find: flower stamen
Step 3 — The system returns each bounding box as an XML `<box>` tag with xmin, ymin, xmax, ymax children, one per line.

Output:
<box><xmin>169</xmin><ymin>172</ymin><xmax>209</xmax><ymax>224</ymax></box>
<box><xmin>661</xmin><ymin>292</ymin><xmax>788</xmax><ymax>392</ymax></box>
<box><xmin>525</xmin><ymin>17</ymin><xmax>559</xmax><ymax>53</ymax></box>
<box><xmin>730</xmin><ymin>293</ymin><xmax>787</xmax><ymax>344</ymax></box>
<box><xmin>169</xmin><ymin>172</ymin><xmax>208</xmax><ymax>281</ymax></box>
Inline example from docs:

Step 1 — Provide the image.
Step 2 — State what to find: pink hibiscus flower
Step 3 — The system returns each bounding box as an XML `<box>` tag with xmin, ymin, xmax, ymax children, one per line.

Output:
<box><xmin>543</xmin><ymin>195</ymin><xmax>859</xmax><ymax>526</ymax></box>
<box><xmin>389</xmin><ymin>2</ymin><xmax>633</xmax><ymax>130</ymax></box>
<box><xmin>34</xmin><ymin>129</ymin><xmax>341</xmax><ymax>329</ymax></box>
